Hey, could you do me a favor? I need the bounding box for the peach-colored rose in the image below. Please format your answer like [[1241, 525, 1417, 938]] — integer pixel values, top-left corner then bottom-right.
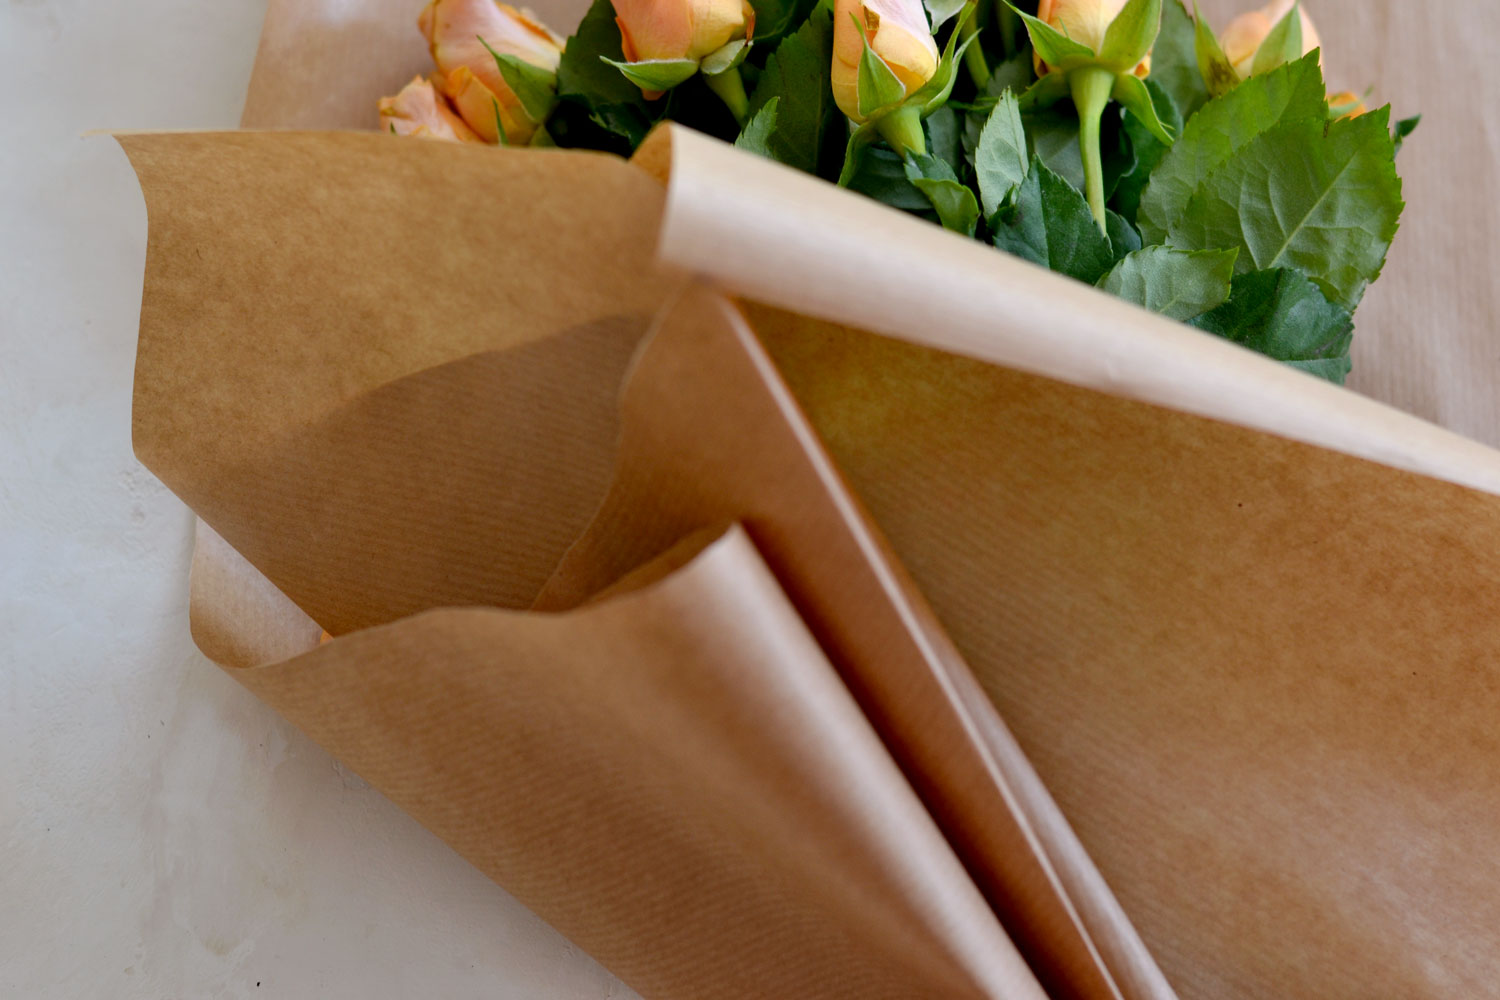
[[419, 0, 564, 144], [1034, 0, 1150, 78], [1220, 0, 1320, 79], [831, 0, 940, 123], [378, 76, 485, 142], [611, 0, 751, 63]]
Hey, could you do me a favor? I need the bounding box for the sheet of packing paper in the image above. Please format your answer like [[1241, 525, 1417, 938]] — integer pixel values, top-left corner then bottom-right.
[[114, 0, 1500, 995]]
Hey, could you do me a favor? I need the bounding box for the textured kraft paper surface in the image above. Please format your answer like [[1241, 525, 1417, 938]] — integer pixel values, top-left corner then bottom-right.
[[118, 1, 1500, 998]]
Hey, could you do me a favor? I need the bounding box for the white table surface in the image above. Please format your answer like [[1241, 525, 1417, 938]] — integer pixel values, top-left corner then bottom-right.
[[0, 2, 629, 996]]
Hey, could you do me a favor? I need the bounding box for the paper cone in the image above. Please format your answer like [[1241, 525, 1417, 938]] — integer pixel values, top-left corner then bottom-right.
[[114, 1, 1500, 998]]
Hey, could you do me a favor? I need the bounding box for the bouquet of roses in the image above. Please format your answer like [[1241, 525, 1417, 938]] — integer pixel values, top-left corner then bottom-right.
[[381, 0, 1416, 383], [111, 0, 1500, 997]]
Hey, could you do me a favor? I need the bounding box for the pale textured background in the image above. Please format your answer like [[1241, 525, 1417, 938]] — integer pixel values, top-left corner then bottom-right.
[[1, 0, 1493, 997], [0, 1, 627, 997]]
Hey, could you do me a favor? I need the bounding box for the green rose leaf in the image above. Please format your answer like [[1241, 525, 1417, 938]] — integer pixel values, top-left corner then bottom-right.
[[845, 144, 931, 209], [1098, 245, 1237, 319], [906, 152, 982, 236], [1106, 209, 1143, 261], [975, 90, 1028, 216], [1137, 51, 1325, 243], [750, 0, 818, 46], [1166, 108, 1403, 310], [926, 105, 965, 175], [1394, 113, 1420, 153], [1149, 0, 1208, 119], [1190, 267, 1355, 383], [1249, 1, 1303, 77], [735, 96, 780, 156], [557, 0, 653, 144], [746, 5, 836, 174], [1098, 0, 1161, 75], [991, 157, 1116, 283], [602, 56, 700, 92]]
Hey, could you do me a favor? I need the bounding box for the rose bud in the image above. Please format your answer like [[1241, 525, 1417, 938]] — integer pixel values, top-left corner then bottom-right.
[[378, 76, 485, 142], [1220, 0, 1319, 80], [1034, 0, 1150, 78], [611, 0, 750, 62], [419, 0, 564, 144], [831, 0, 941, 124]]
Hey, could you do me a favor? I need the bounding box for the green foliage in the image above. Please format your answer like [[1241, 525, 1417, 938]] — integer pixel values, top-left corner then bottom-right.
[[906, 153, 982, 236], [1098, 246, 1237, 319], [974, 91, 1028, 216], [744, 5, 836, 173], [1149, 0, 1208, 119], [1166, 108, 1403, 310], [1137, 52, 1325, 244], [735, 97, 780, 156], [1191, 268, 1355, 382], [857, 22, 909, 117], [556, 0, 653, 145], [483, 43, 559, 124], [991, 158, 1117, 283], [751, 0, 819, 46]]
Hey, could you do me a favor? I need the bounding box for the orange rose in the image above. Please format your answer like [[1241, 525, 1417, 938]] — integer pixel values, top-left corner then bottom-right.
[[378, 76, 485, 143], [418, 0, 563, 144], [831, 0, 940, 124], [1034, 0, 1150, 78]]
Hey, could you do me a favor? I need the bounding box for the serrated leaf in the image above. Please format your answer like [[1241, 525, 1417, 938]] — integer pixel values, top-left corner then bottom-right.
[[926, 105, 964, 174], [905, 153, 981, 235], [991, 157, 1116, 283], [1112, 72, 1172, 144], [482, 44, 559, 124], [962, 53, 1034, 160], [1137, 52, 1325, 243], [745, 5, 836, 173], [735, 96, 780, 156], [1192, 1, 1238, 98], [1249, 1, 1301, 77], [1149, 0, 1208, 119], [1167, 108, 1403, 310], [1098, 246, 1237, 319], [557, 0, 653, 143], [602, 56, 700, 91], [1394, 113, 1420, 154], [845, 144, 932, 209], [1106, 209, 1142, 260], [975, 90, 1028, 215], [1017, 69, 1071, 111], [750, 0, 818, 46], [1008, 3, 1096, 67], [1098, 0, 1161, 74], [1190, 267, 1354, 382]]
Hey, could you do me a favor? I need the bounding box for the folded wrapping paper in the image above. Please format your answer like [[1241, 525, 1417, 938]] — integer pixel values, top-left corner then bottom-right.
[[118, 1, 1500, 998]]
